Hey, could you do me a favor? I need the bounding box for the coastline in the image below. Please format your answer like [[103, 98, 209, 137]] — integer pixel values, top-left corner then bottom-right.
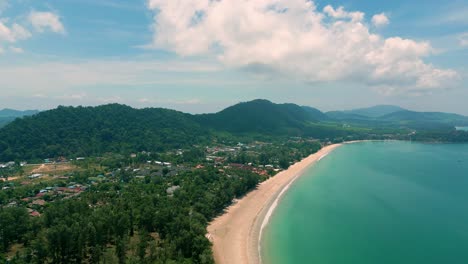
[[207, 143, 343, 264]]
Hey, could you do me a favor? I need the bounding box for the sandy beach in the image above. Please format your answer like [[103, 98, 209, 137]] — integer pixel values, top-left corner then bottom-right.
[[207, 143, 343, 264]]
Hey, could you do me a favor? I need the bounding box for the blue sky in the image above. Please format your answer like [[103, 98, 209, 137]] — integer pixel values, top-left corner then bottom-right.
[[0, 0, 467, 114]]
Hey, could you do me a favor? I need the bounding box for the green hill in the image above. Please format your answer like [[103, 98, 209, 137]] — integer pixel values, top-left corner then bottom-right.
[[196, 99, 318, 134], [326, 105, 405, 120], [0, 100, 467, 161], [346, 105, 405, 118], [301, 106, 331, 121], [381, 110, 468, 129], [327, 105, 468, 130], [0, 104, 208, 161]]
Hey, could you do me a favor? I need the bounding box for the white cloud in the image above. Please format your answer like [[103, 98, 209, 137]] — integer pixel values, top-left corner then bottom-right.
[[459, 33, 468, 47], [0, 22, 31, 42], [372, 13, 389, 27], [323, 5, 364, 22], [0, 59, 224, 95], [56, 92, 88, 100], [1, 10, 64, 55], [146, 0, 458, 94], [0, 21, 31, 54], [28, 11, 65, 34]]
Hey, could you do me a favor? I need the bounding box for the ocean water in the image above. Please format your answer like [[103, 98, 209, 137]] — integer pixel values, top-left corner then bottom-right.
[[262, 141, 468, 264], [456, 127, 468, 131]]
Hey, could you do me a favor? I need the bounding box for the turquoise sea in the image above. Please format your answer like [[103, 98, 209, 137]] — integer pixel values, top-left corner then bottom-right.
[[262, 141, 468, 264]]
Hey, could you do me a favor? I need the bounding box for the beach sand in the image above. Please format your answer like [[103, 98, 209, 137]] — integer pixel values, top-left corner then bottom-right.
[[207, 144, 342, 264]]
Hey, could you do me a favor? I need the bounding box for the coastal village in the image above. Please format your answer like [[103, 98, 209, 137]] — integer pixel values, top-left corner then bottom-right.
[[0, 138, 318, 220]]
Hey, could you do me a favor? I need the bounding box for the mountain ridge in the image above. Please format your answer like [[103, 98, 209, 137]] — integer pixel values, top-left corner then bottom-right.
[[1, 99, 467, 161]]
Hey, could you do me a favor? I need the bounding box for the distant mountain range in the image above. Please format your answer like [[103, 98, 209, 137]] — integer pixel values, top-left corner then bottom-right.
[[0, 109, 40, 118], [0, 100, 467, 161], [328, 105, 406, 118], [0, 109, 40, 128], [327, 105, 468, 130]]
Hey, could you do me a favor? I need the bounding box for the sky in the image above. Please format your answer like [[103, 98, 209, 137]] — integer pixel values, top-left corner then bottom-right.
[[0, 0, 467, 114]]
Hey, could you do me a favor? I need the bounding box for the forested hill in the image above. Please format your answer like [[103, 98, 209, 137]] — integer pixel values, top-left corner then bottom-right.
[[382, 110, 468, 125], [196, 99, 321, 134], [329, 105, 405, 118], [0, 100, 337, 161], [1, 100, 468, 162], [0, 104, 209, 161]]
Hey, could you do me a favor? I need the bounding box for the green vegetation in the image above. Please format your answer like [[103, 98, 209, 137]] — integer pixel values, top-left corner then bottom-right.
[[0, 139, 321, 263], [1, 100, 467, 162], [0, 109, 39, 128], [0, 99, 467, 263], [0, 167, 262, 263], [0, 105, 209, 161], [327, 105, 468, 131], [327, 105, 405, 118], [196, 99, 317, 134]]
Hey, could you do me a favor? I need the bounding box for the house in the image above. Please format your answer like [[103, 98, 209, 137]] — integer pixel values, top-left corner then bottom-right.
[[166, 185, 180, 195], [29, 173, 42, 179], [35, 192, 46, 198], [32, 199, 46, 206], [7, 201, 17, 207], [56, 187, 68, 193], [30, 211, 41, 217]]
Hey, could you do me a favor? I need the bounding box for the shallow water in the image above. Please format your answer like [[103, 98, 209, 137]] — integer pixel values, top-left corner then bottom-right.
[[262, 141, 468, 264]]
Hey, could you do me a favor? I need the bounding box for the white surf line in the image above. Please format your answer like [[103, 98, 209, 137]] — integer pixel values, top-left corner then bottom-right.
[[257, 172, 299, 264], [257, 149, 332, 264], [318, 153, 329, 161]]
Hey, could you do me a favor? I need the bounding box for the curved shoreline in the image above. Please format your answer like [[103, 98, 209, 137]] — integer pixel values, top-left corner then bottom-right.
[[207, 143, 343, 264]]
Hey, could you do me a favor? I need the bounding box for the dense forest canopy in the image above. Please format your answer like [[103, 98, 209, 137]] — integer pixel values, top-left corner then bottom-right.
[[0, 99, 467, 263], [0, 100, 467, 162]]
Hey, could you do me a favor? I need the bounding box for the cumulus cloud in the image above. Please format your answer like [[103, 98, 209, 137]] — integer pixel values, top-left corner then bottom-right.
[[0, 21, 31, 55], [146, 0, 458, 94], [372, 13, 389, 27], [0, 22, 31, 42], [29, 11, 65, 34], [1, 10, 64, 55]]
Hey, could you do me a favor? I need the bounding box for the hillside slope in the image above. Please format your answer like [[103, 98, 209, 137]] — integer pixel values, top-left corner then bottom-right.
[[0, 104, 208, 161], [196, 99, 319, 134]]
